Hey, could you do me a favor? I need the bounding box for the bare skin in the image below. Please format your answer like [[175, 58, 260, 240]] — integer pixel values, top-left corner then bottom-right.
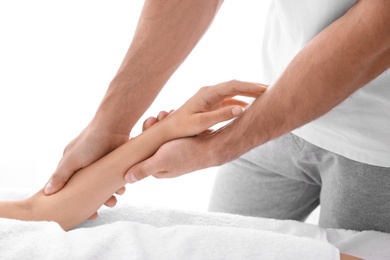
[[0, 82, 264, 231], [45, 0, 389, 189], [340, 254, 363, 260], [1, 83, 361, 258], [124, 0, 390, 182], [136, 107, 363, 260], [35, 0, 386, 257], [45, 0, 224, 195], [44, 0, 225, 216]]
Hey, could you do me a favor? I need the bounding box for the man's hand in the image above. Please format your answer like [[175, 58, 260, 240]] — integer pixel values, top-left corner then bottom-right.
[[125, 112, 212, 182], [45, 126, 129, 199], [41, 0, 225, 197], [124, 80, 268, 183], [126, 136, 211, 182]]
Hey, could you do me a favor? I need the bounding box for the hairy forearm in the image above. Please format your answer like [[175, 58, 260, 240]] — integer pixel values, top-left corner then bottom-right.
[[208, 0, 390, 164], [93, 0, 223, 134]]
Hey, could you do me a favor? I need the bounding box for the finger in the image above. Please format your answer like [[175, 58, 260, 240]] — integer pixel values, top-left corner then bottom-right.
[[142, 117, 158, 131], [125, 157, 158, 184], [157, 110, 169, 121], [115, 186, 126, 195], [217, 81, 268, 97], [195, 105, 243, 129], [200, 81, 267, 107], [221, 98, 249, 108], [104, 196, 117, 208], [44, 160, 76, 195], [88, 212, 98, 220], [142, 110, 173, 131], [197, 129, 215, 136]]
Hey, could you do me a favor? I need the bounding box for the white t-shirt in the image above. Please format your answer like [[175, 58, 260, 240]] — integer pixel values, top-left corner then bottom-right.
[[260, 0, 390, 167]]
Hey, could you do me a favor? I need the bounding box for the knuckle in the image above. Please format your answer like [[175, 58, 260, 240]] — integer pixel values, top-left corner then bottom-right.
[[198, 86, 211, 93], [154, 156, 166, 167], [219, 110, 229, 121], [221, 79, 238, 87], [137, 167, 149, 180], [192, 115, 207, 130], [153, 170, 169, 179], [153, 173, 163, 179]]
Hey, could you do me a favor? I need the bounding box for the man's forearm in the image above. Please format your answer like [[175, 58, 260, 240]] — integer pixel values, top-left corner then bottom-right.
[[208, 0, 390, 164], [92, 0, 223, 134]]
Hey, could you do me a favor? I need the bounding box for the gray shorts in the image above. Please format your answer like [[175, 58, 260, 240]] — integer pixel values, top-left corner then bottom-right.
[[209, 133, 390, 232]]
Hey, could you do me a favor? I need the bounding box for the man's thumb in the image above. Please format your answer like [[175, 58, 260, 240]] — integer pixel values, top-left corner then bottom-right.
[[44, 175, 65, 195], [44, 164, 74, 195], [125, 161, 153, 184]]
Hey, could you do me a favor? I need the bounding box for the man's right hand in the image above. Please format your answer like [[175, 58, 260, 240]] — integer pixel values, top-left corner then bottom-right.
[[44, 126, 129, 196]]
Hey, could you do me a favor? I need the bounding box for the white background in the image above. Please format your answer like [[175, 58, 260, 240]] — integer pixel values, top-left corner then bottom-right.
[[0, 0, 319, 223]]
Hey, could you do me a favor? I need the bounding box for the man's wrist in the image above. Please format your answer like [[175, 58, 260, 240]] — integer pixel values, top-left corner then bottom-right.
[[204, 108, 270, 168], [203, 129, 241, 168], [90, 79, 142, 136], [89, 111, 132, 136]]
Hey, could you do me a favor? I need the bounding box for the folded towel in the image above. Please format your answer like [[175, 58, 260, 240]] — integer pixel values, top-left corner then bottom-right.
[[0, 188, 387, 259], [327, 228, 390, 260]]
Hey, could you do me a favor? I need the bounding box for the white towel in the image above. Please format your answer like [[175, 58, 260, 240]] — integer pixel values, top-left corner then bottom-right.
[[0, 188, 387, 260]]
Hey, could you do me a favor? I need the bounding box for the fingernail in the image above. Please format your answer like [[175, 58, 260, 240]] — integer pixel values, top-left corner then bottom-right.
[[125, 173, 138, 184], [232, 106, 243, 116], [45, 183, 53, 194]]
